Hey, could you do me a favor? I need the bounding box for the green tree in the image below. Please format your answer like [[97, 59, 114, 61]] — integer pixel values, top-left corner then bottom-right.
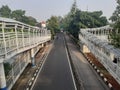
[[11, 10, 37, 25], [62, 0, 80, 39], [62, 2, 108, 39], [11, 10, 25, 22], [47, 16, 60, 39], [88, 11, 108, 27], [0, 5, 11, 18], [22, 16, 37, 26], [109, 0, 120, 48], [0, 5, 37, 26], [56, 16, 63, 30]]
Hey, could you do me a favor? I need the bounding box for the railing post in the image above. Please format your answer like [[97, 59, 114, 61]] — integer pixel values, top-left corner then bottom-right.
[[15, 24, 19, 51], [39, 29, 40, 41], [33, 29, 35, 45], [2, 22, 7, 57], [21, 26, 25, 47], [28, 27, 31, 45], [8, 32, 11, 50], [35, 29, 37, 44]]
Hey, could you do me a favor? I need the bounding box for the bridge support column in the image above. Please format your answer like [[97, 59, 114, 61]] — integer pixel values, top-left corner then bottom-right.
[[41, 43, 44, 47], [0, 63, 7, 90], [31, 49, 35, 67], [82, 45, 90, 53], [31, 57, 35, 67]]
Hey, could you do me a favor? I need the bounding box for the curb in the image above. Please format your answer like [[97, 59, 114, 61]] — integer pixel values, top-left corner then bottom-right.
[[69, 35, 114, 90], [64, 34, 82, 90], [86, 56, 114, 90], [25, 54, 47, 90]]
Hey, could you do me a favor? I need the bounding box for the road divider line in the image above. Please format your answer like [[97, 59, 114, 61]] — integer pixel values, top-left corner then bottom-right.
[[63, 35, 77, 90]]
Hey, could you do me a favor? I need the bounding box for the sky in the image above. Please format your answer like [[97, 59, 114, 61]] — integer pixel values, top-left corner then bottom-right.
[[0, 0, 117, 22]]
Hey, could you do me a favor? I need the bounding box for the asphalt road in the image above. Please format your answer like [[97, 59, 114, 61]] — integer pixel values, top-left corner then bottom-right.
[[33, 33, 76, 90], [65, 34, 110, 90]]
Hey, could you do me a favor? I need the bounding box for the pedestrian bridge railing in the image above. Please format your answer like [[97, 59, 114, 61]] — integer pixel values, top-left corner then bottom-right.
[[79, 25, 120, 84], [0, 17, 51, 90], [0, 17, 51, 63], [81, 25, 112, 42]]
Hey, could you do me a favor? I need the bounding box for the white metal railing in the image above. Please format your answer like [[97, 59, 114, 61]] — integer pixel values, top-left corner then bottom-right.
[[81, 25, 112, 42], [79, 26, 120, 84], [0, 17, 51, 90], [0, 17, 51, 63]]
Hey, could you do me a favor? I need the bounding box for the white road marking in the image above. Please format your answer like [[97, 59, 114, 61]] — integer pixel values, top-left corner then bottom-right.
[[63, 36, 77, 90], [30, 43, 53, 90]]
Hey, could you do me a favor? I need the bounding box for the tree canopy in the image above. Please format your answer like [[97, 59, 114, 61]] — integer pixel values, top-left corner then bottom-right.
[[61, 1, 108, 39], [46, 1, 108, 39], [109, 0, 120, 48], [0, 5, 37, 26], [46, 16, 60, 39], [0, 5, 11, 18], [11, 10, 25, 21]]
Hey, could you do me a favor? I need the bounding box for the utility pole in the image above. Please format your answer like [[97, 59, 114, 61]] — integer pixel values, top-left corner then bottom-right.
[[72, 0, 77, 15], [87, 5, 88, 12], [74, 0, 77, 12]]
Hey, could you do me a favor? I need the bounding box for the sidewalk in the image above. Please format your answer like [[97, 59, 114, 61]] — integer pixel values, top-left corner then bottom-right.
[[11, 42, 53, 90]]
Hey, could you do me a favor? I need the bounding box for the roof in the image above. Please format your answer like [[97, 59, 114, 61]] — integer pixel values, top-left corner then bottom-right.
[[0, 17, 18, 23], [81, 25, 112, 32], [0, 17, 39, 29]]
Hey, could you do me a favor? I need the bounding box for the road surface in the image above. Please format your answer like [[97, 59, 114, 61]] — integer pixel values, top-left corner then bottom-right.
[[33, 33, 76, 90], [65, 34, 110, 90]]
